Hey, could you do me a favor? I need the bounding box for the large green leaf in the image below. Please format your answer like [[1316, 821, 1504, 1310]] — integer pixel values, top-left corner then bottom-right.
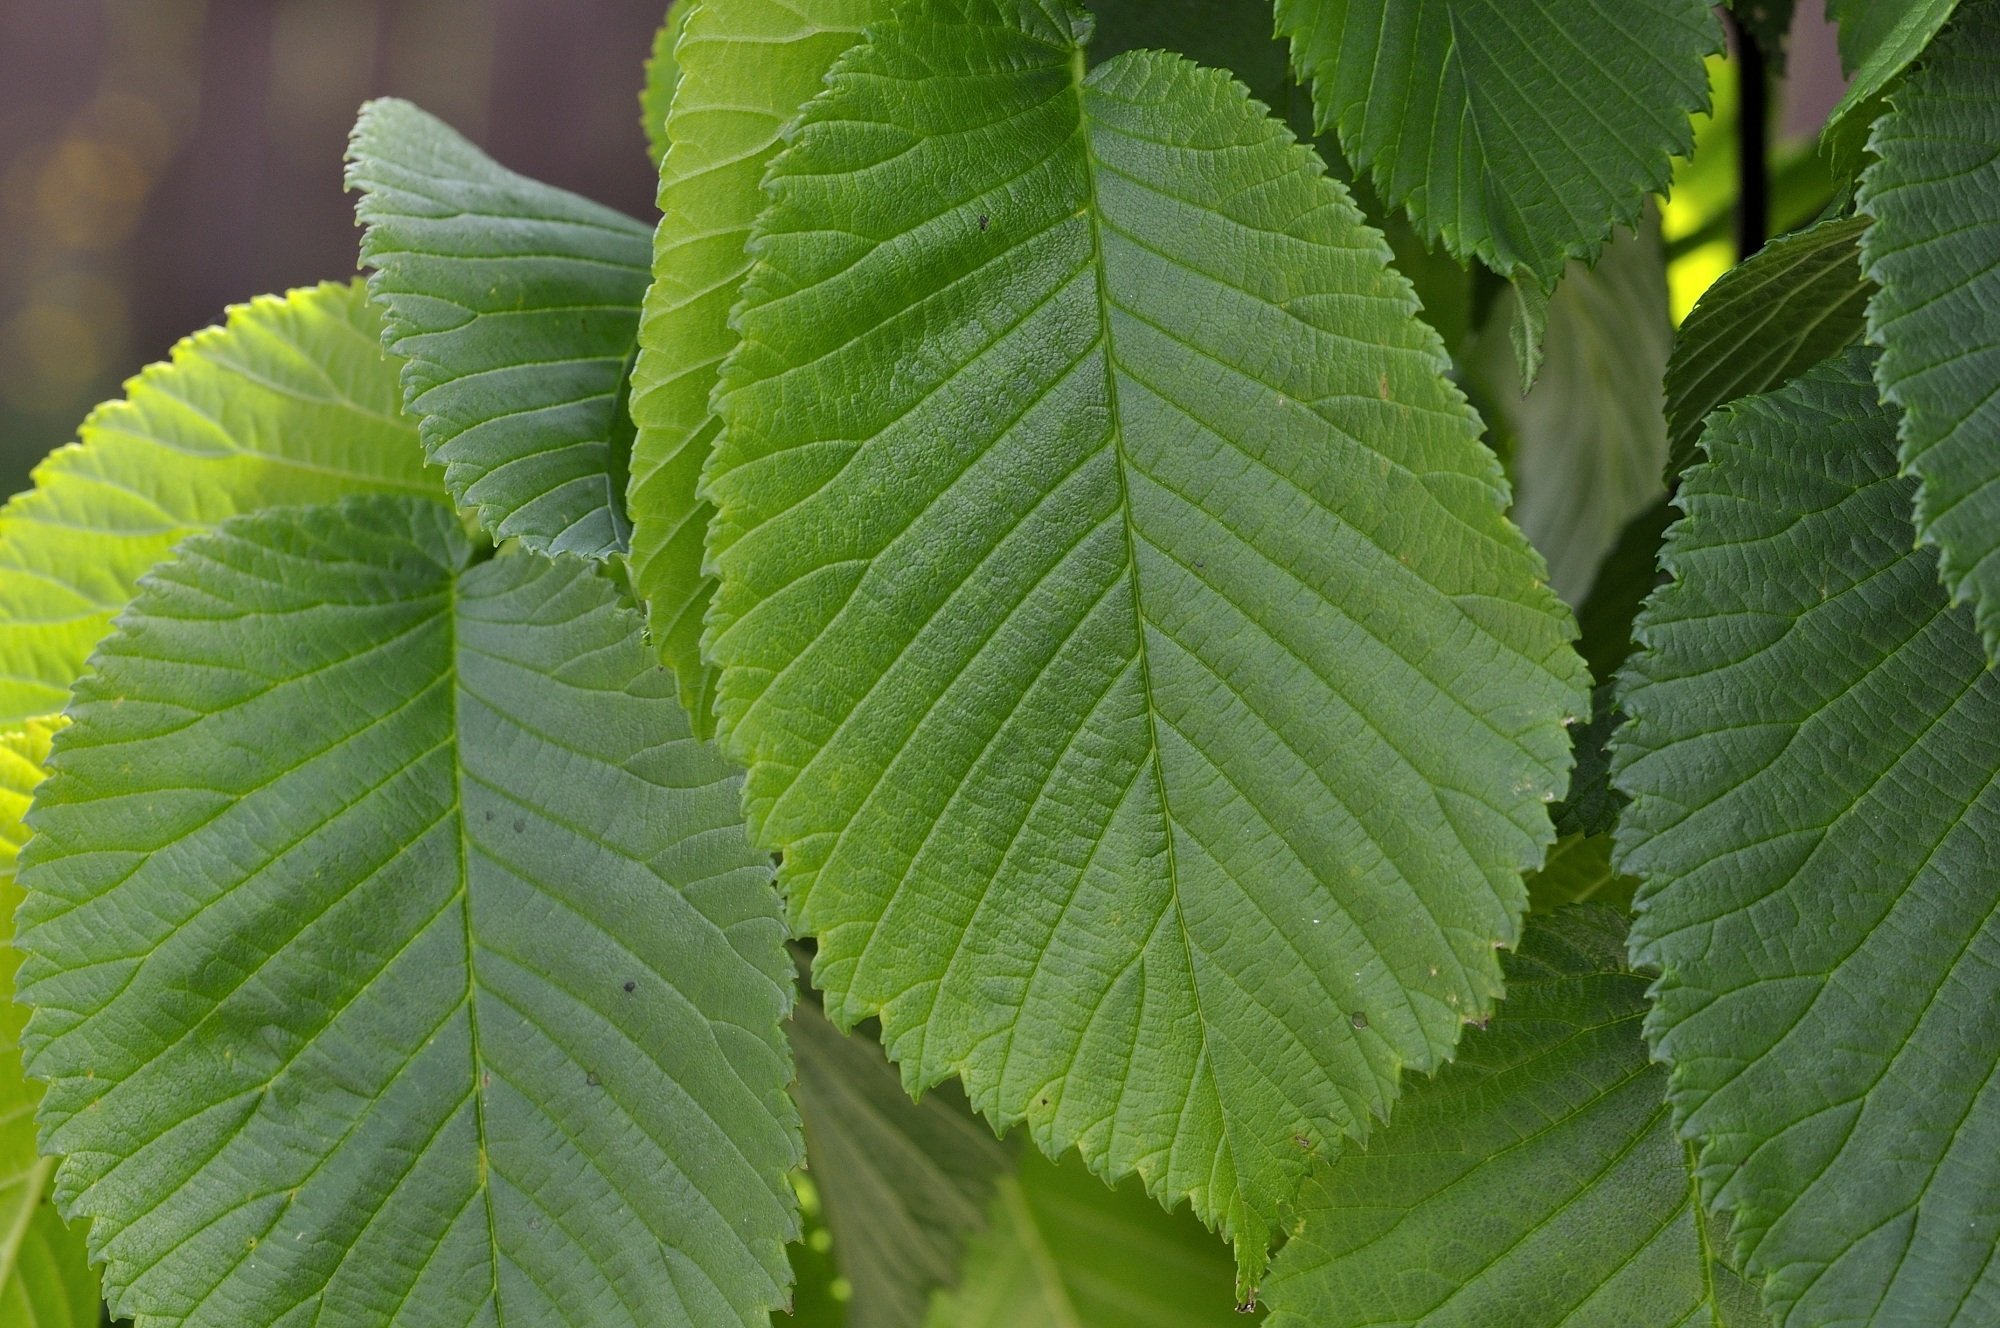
[[1469, 220, 1672, 605], [2, 719, 98, 1328], [625, 0, 878, 734], [1273, 0, 1718, 289], [705, 0, 1586, 1281], [1263, 907, 1760, 1327], [1615, 349, 2000, 1325], [0, 281, 430, 727], [348, 99, 654, 559], [792, 995, 1011, 1328], [1662, 213, 1872, 478], [1822, 0, 1960, 174], [925, 1153, 1249, 1327], [15, 496, 800, 1327], [1858, 0, 2000, 660]]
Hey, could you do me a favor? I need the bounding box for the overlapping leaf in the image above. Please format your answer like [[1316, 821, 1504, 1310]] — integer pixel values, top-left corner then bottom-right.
[[1470, 220, 1672, 604], [1615, 349, 2000, 1325], [705, 0, 1586, 1280], [1822, 0, 1960, 173], [1663, 213, 1873, 477], [2, 719, 98, 1328], [792, 996, 1011, 1328], [1264, 907, 1760, 1327], [641, 2, 694, 168], [0, 282, 430, 726], [625, 0, 878, 733], [1858, 0, 2000, 659], [348, 99, 654, 558], [15, 496, 799, 1327], [1273, 0, 1718, 289], [926, 1153, 1247, 1327]]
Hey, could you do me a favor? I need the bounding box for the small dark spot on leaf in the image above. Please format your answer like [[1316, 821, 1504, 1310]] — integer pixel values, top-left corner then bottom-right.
[[1293, 1134, 1311, 1151], [1349, 1010, 1369, 1030], [483, 810, 493, 822], [1040, 1097, 1049, 1106], [513, 818, 526, 833], [978, 214, 990, 231], [586, 1070, 601, 1087], [1235, 1291, 1259, 1313], [623, 981, 637, 994]]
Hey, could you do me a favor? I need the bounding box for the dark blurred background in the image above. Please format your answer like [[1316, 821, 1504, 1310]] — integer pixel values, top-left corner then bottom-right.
[[0, 0, 671, 493], [0, 0, 1847, 498]]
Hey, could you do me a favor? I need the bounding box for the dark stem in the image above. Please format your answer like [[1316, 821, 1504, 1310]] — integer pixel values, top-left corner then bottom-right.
[[1729, 10, 1770, 259]]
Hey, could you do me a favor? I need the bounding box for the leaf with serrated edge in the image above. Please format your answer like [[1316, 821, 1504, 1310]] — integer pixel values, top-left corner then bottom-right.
[[640, 2, 693, 169], [1615, 348, 2000, 1325], [925, 1152, 1248, 1327], [1663, 213, 1872, 478], [1822, 0, 1960, 174], [0, 281, 431, 727], [16, 496, 799, 1327], [626, 0, 879, 736], [792, 994, 1011, 1328], [1264, 907, 1761, 1327], [2, 719, 98, 1328], [704, 0, 1586, 1284], [348, 98, 654, 559], [1858, 0, 2000, 661], [1274, 0, 1718, 289]]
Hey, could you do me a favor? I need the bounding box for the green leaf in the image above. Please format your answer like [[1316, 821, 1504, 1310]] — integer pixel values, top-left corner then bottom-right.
[[793, 996, 1011, 1328], [2, 719, 99, 1328], [1524, 835, 1636, 914], [705, 0, 1587, 1282], [1615, 349, 2000, 1325], [348, 99, 655, 559], [1857, 0, 2000, 661], [626, 0, 878, 736], [1263, 906, 1761, 1327], [1663, 213, 1872, 478], [15, 496, 800, 1327], [1822, 0, 1960, 175], [1086, 0, 1304, 129], [642, 2, 694, 168], [0, 281, 431, 728], [1273, 0, 1718, 289], [1574, 498, 1671, 685], [1469, 220, 1673, 604], [925, 1153, 1250, 1327]]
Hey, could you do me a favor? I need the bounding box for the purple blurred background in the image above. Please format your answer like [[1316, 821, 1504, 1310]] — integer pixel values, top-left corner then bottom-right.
[[0, 0, 1848, 496]]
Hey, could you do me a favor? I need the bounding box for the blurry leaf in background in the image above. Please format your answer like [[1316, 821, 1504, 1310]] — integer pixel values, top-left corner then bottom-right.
[[1731, 0, 1799, 70], [927, 1153, 1252, 1327], [348, 97, 653, 559], [1664, 213, 1872, 477], [1574, 499, 1674, 686], [0, 280, 431, 728], [1, 717, 99, 1328], [641, 2, 694, 168], [1469, 219, 1673, 606], [1857, 0, 2000, 660], [1264, 906, 1763, 1327], [792, 996, 1011, 1328]]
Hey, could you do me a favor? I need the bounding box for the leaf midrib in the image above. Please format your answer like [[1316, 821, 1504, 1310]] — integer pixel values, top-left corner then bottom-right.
[[1069, 44, 1239, 1217]]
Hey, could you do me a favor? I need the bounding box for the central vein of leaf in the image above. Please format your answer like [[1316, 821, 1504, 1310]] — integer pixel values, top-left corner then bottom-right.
[[443, 569, 505, 1326], [1068, 46, 1236, 1218]]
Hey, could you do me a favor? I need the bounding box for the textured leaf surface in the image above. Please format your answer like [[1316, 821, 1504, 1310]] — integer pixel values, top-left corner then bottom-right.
[[1858, 0, 2000, 660], [0, 282, 430, 727], [1273, 0, 1717, 288], [1615, 349, 2000, 1325], [349, 99, 654, 558], [1524, 835, 1635, 914], [1822, 0, 1960, 171], [1470, 221, 1672, 604], [706, 0, 1586, 1278], [925, 1153, 1248, 1328], [1663, 214, 1872, 478], [1264, 907, 1760, 1327], [626, 0, 877, 734], [2, 719, 98, 1328], [793, 997, 1010, 1328], [16, 497, 799, 1327]]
